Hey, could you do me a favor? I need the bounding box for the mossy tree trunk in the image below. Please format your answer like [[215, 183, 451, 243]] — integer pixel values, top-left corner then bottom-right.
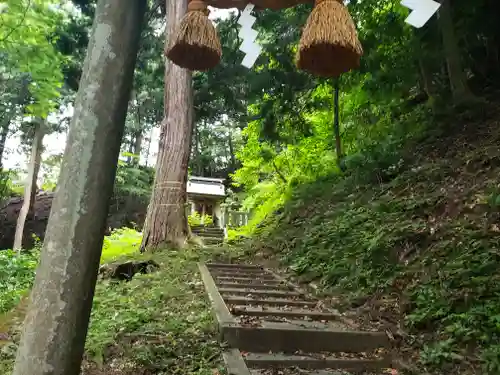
[[140, 0, 194, 251], [11, 1, 145, 374]]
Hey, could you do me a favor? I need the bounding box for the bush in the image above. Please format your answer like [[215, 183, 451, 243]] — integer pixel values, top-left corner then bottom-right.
[[0, 250, 39, 314], [188, 211, 213, 226], [101, 227, 142, 263]]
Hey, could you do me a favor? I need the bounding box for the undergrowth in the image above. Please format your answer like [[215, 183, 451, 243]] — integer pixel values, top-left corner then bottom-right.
[[0, 229, 234, 374], [244, 110, 500, 374]]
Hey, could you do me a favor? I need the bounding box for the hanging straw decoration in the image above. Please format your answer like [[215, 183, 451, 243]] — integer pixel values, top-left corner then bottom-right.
[[165, 0, 222, 71], [296, 0, 363, 77]]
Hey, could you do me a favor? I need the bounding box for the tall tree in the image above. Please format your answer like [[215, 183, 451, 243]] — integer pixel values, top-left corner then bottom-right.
[[438, 0, 472, 101], [140, 0, 194, 250], [13, 119, 45, 250], [12, 0, 145, 373]]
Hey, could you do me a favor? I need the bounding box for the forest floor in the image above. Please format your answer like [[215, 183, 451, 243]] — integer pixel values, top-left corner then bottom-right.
[[240, 105, 500, 375], [0, 246, 244, 375]]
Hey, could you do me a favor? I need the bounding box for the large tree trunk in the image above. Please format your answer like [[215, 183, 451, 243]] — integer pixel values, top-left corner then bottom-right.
[[438, 0, 472, 102], [12, 1, 145, 374], [13, 119, 45, 250], [140, 0, 194, 251]]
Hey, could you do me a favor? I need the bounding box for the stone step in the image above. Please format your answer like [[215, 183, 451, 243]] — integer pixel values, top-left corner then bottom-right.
[[229, 305, 340, 321], [208, 266, 266, 274], [245, 352, 391, 371], [212, 271, 271, 279], [192, 229, 223, 234], [193, 231, 224, 238], [200, 262, 392, 367], [222, 321, 390, 353], [214, 273, 277, 280], [224, 296, 318, 308], [217, 282, 293, 291], [208, 263, 263, 270], [216, 276, 283, 284], [219, 287, 303, 299], [224, 349, 391, 375], [201, 237, 224, 245]]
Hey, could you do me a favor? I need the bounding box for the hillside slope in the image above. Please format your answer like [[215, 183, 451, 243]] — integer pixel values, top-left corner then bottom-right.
[[245, 107, 500, 375]]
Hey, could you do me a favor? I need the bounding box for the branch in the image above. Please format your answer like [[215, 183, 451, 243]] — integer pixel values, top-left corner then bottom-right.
[[272, 161, 287, 184], [0, 0, 32, 44]]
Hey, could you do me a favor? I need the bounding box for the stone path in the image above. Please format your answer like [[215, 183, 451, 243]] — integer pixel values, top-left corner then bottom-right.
[[199, 262, 394, 374]]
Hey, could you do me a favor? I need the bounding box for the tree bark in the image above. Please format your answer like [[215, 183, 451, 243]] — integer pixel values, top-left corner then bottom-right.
[[13, 119, 45, 251], [438, 0, 472, 102], [0, 114, 10, 168], [12, 1, 145, 374], [332, 78, 343, 169], [133, 129, 143, 165], [140, 0, 194, 251], [228, 127, 236, 173]]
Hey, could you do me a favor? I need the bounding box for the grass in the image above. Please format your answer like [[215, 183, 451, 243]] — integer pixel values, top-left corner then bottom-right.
[[0, 229, 238, 374]]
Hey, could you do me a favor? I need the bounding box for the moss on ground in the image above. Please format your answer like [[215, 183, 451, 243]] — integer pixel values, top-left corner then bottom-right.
[[244, 111, 500, 375]]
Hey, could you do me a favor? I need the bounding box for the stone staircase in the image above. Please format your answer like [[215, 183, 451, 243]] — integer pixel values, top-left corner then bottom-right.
[[191, 225, 225, 245], [199, 263, 395, 374]]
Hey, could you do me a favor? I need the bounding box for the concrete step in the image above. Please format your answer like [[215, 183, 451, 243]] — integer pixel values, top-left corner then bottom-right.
[[224, 349, 391, 375]]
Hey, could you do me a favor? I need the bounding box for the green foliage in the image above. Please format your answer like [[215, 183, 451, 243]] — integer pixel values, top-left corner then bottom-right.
[[0, 0, 66, 118], [0, 169, 13, 201], [85, 248, 226, 374], [114, 162, 154, 200], [246, 116, 500, 373], [101, 227, 142, 264], [0, 250, 38, 314], [188, 211, 214, 227], [0, 239, 235, 374]]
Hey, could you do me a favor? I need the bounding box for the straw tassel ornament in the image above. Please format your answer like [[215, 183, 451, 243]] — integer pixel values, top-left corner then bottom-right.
[[166, 0, 222, 71], [297, 0, 363, 77]]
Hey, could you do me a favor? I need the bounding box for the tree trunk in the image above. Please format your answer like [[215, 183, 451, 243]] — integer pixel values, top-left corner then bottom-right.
[[272, 160, 287, 184], [418, 57, 434, 99], [133, 129, 143, 165], [144, 124, 154, 167], [438, 0, 472, 102], [332, 78, 343, 169], [228, 127, 236, 173], [0, 115, 10, 168], [12, 1, 145, 374], [13, 120, 45, 251], [140, 0, 194, 251]]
